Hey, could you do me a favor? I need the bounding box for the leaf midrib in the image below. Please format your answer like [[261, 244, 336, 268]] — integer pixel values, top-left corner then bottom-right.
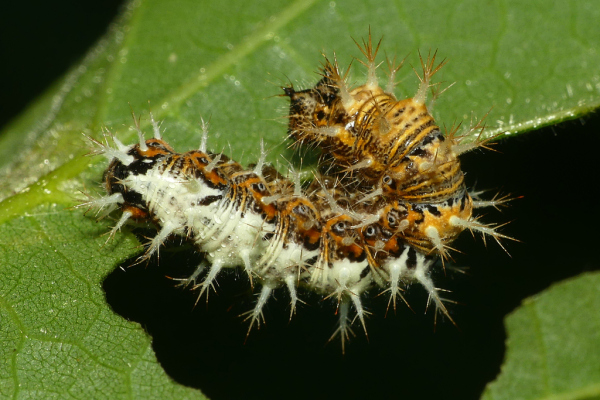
[[0, 0, 319, 225]]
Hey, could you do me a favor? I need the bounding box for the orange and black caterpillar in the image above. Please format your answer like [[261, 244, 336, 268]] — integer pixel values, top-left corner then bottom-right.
[[284, 34, 509, 261], [82, 35, 511, 351]]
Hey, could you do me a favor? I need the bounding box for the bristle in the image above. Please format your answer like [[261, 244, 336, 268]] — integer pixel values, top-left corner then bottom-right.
[[385, 54, 405, 94], [449, 216, 514, 252], [290, 167, 302, 197], [111, 135, 131, 153], [328, 300, 354, 354], [239, 249, 254, 286], [412, 255, 456, 326], [243, 283, 274, 339], [350, 293, 369, 338], [354, 29, 383, 89], [130, 109, 148, 151], [437, 84, 457, 114], [329, 54, 353, 109], [76, 192, 123, 218], [413, 50, 447, 105], [471, 192, 513, 210], [85, 132, 135, 165], [170, 261, 207, 288], [143, 221, 179, 260], [204, 153, 222, 172], [193, 259, 224, 303], [284, 274, 299, 320], [149, 111, 162, 140], [355, 188, 382, 205], [253, 139, 267, 176], [199, 117, 209, 152], [383, 248, 411, 313], [425, 226, 450, 259], [344, 158, 373, 172], [449, 112, 496, 156], [106, 210, 132, 243], [350, 214, 380, 229]]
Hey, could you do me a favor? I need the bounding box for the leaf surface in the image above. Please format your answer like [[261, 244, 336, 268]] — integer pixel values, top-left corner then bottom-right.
[[0, 0, 599, 398], [482, 272, 600, 400]]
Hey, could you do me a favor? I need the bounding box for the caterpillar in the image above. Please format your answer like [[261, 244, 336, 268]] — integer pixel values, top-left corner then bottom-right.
[[284, 35, 508, 261], [81, 35, 511, 351]]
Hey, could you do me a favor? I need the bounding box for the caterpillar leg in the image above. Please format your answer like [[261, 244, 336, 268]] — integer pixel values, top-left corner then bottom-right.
[[106, 210, 133, 244], [328, 299, 353, 354], [283, 273, 299, 320], [382, 248, 411, 313], [383, 247, 454, 325], [326, 289, 370, 354], [349, 291, 368, 338], [76, 192, 123, 218], [142, 221, 180, 260], [84, 130, 134, 165], [170, 260, 208, 288], [471, 191, 513, 210], [193, 259, 224, 303], [239, 248, 254, 286], [412, 253, 456, 327], [449, 215, 514, 254], [425, 226, 454, 261], [243, 283, 274, 340]]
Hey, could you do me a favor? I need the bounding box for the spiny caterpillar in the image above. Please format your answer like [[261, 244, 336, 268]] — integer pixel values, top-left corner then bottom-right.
[[81, 35, 511, 351]]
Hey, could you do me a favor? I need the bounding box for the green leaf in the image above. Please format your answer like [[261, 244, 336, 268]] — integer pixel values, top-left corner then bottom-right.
[[0, 0, 599, 398], [482, 271, 600, 400], [0, 205, 204, 399]]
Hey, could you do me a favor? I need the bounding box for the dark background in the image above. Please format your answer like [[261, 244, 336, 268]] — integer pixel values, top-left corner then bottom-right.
[[0, 0, 124, 130], [2, 2, 599, 400]]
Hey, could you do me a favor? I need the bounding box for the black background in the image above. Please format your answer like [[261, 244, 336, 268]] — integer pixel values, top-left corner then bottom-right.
[[2, 2, 599, 400], [0, 0, 124, 130]]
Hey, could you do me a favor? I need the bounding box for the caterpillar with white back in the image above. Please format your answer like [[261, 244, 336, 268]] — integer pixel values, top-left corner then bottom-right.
[[81, 35, 511, 351]]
